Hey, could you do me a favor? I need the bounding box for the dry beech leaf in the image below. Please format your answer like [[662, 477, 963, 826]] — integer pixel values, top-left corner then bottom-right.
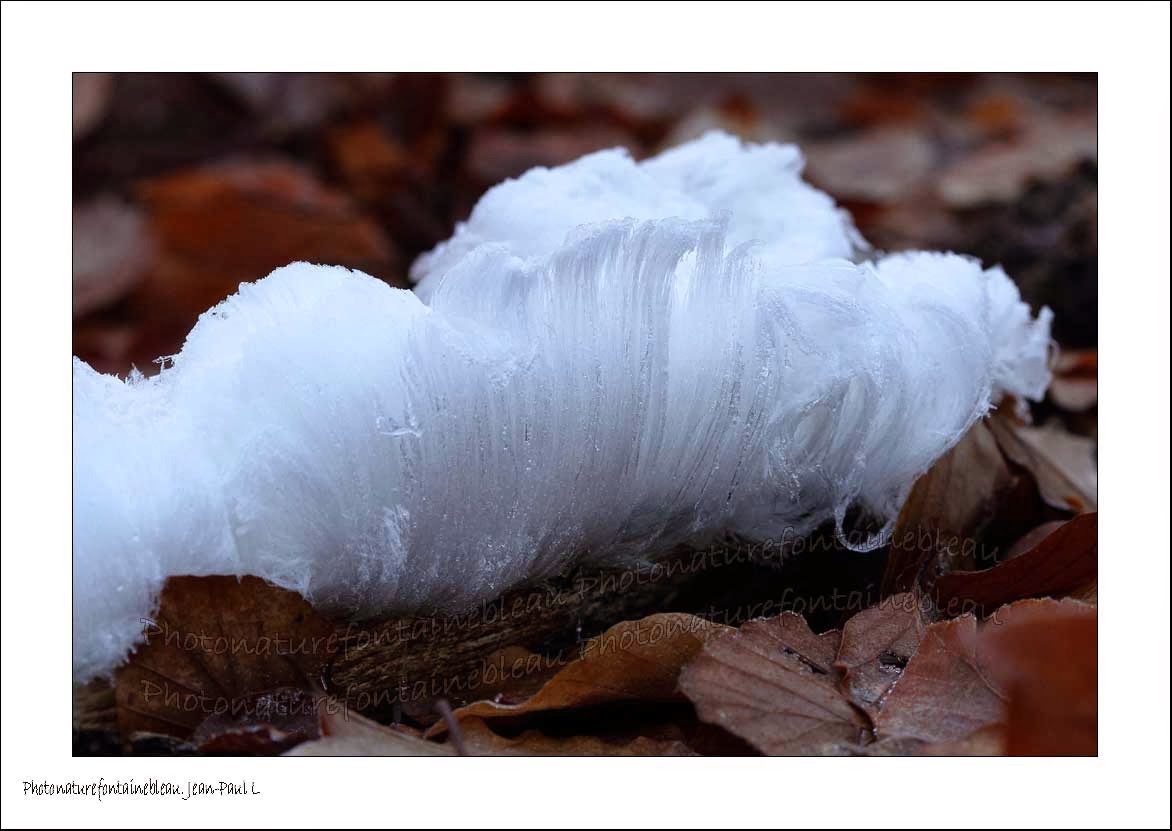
[[288, 711, 693, 757], [990, 416, 1097, 513], [288, 709, 454, 756], [875, 598, 1095, 754], [457, 718, 696, 757], [427, 613, 727, 737], [874, 615, 1005, 744], [981, 599, 1096, 755], [116, 576, 337, 741], [883, 419, 1014, 596], [834, 593, 928, 716], [679, 613, 869, 756], [934, 513, 1097, 616]]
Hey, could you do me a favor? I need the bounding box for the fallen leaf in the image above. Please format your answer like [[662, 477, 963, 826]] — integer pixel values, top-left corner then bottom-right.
[[834, 593, 927, 716], [427, 613, 727, 736], [990, 416, 1097, 513], [77, 160, 400, 376], [288, 709, 693, 756], [937, 112, 1096, 207], [191, 687, 322, 755], [680, 613, 869, 755], [875, 599, 1095, 754], [883, 419, 1014, 595], [875, 615, 1005, 744], [72, 196, 155, 317], [934, 513, 1097, 616], [115, 576, 337, 741], [457, 717, 696, 756], [288, 709, 454, 756], [806, 127, 936, 204], [982, 599, 1097, 755]]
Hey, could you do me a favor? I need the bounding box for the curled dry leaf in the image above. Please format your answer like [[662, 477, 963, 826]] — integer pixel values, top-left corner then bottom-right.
[[989, 415, 1097, 513], [115, 576, 337, 741], [934, 513, 1097, 616], [834, 593, 928, 716], [679, 613, 869, 756], [427, 613, 727, 737], [882, 419, 1014, 596]]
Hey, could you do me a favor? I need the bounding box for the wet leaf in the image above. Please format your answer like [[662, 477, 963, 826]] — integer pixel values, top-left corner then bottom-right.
[[679, 613, 868, 755]]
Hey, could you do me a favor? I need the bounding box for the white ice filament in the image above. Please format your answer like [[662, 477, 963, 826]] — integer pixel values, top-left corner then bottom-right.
[[72, 132, 1051, 680]]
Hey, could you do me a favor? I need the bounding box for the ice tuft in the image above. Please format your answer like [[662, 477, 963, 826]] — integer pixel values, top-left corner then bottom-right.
[[72, 132, 1051, 681]]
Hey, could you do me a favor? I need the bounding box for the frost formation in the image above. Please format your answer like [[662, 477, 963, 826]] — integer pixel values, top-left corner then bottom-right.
[[72, 132, 1052, 681]]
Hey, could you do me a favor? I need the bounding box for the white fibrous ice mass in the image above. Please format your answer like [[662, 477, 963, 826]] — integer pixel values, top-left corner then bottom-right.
[[72, 132, 1052, 681]]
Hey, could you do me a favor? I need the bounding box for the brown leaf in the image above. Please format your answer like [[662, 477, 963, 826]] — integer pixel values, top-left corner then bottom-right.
[[288, 710, 693, 756], [982, 599, 1097, 755], [76, 160, 400, 376], [934, 513, 1097, 616], [937, 111, 1096, 207], [875, 615, 1006, 744], [457, 718, 696, 757], [883, 419, 1014, 596], [288, 709, 455, 756], [990, 416, 1097, 513], [834, 593, 928, 716], [427, 613, 727, 737], [806, 127, 936, 204], [875, 599, 1096, 755], [115, 576, 337, 741], [679, 614, 869, 755], [72, 196, 156, 318]]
